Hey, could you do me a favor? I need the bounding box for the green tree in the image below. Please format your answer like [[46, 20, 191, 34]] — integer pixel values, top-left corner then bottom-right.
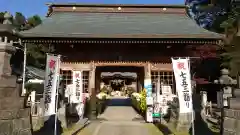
[[0, 12, 5, 23], [1, 11, 47, 70], [26, 44, 48, 69], [219, 6, 240, 75], [14, 12, 26, 30], [23, 15, 46, 69], [27, 15, 42, 27]]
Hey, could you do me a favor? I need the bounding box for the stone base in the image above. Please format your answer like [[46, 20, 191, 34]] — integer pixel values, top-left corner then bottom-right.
[[0, 117, 32, 135], [34, 115, 63, 135], [223, 109, 240, 135], [223, 130, 236, 135], [58, 105, 67, 128], [0, 78, 32, 135], [175, 113, 192, 132], [32, 117, 44, 131], [0, 104, 31, 135], [224, 109, 240, 135]]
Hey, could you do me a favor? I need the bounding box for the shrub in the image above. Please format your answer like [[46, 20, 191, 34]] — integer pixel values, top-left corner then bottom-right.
[[100, 86, 110, 94], [96, 92, 107, 100], [130, 89, 147, 114], [139, 88, 147, 113], [131, 92, 141, 111]]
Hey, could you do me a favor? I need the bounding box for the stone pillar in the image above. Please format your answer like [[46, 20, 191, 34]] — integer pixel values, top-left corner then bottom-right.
[[200, 91, 209, 117], [144, 62, 153, 122], [88, 62, 97, 120], [0, 36, 32, 134], [200, 91, 207, 108]]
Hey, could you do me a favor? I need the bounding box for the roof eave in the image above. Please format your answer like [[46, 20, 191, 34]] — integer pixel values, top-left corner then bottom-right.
[[19, 35, 222, 45], [19, 33, 223, 39], [46, 3, 186, 8]]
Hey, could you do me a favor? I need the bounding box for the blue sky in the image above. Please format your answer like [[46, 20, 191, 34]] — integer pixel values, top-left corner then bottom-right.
[[0, 0, 184, 17]]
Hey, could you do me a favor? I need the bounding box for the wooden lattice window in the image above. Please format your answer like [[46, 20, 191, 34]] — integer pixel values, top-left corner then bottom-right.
[[60, 70, 89, 93], [60, 70, 73, 89], [151, 71, 175, 94]]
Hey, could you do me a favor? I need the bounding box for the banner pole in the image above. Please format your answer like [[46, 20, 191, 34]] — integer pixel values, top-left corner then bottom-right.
[[54, 77, 59, 135], [54, 55, 61, 135], [21, 43, 27, 96], [188, 57, 195, 135]]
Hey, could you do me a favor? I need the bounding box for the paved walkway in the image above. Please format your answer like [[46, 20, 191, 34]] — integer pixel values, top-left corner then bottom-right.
[[77, 96, 162, 135]]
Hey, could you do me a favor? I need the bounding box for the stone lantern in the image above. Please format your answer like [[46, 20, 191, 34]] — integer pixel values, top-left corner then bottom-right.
[[214, 69, 237, 106], [214, 68, 237, 86], [0, 12, 32, 135], [214, 68, 238, 135]]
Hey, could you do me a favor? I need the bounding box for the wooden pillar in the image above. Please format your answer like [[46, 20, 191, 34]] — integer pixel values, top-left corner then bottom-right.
[[144, 62, 153, 122], [136, 74, 140, 92], [95, 69, 101, 94], [88, 61, 97, 119]]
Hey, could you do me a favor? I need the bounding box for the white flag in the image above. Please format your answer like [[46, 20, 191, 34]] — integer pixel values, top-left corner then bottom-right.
[[43, 54, 61, 116], [171, 58, 193, 113], [72, 71, 83, 103]]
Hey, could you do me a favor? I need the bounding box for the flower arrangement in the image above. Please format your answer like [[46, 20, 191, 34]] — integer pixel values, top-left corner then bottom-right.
[[96, 92, 108, 100]]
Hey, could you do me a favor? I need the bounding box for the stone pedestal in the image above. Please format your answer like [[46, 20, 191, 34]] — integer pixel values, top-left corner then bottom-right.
[[0, 38, 32, 134], [223, 109, 240, 135], [175, 113, 192, 131], [224, 88, 240, 135], [168, 102, 192, 132], [58, 104, 67, 128], [168, 91, 195, 132]]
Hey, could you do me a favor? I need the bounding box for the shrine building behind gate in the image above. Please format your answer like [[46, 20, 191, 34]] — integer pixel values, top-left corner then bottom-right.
[[19, 3, 222, 96]]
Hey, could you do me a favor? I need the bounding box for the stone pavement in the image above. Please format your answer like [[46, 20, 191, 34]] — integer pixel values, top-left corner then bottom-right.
[[77, 96, 162, 135]]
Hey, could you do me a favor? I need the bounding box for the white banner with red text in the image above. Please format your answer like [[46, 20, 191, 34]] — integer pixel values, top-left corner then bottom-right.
[[43, 54, 61, 116], [72, 71, 83, 103], [171, 57, 193, 113]]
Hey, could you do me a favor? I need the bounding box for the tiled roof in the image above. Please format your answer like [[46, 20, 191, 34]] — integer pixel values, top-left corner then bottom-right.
[[26, 66, 45, 79], [20, 5, 221, 39]]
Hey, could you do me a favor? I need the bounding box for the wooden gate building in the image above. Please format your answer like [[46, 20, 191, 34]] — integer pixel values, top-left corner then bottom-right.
[[19, 3, 222, 96]]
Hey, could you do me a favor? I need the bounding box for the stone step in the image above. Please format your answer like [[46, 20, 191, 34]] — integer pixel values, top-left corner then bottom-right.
[[0, 108, 30, 120], [224, 109, 240, 119], [233, 88, 240, 97], [228, 98, 240, 110], [0, 76, 17, 88], [0, 87, 18, 98], [0, 97, 25, 110]]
